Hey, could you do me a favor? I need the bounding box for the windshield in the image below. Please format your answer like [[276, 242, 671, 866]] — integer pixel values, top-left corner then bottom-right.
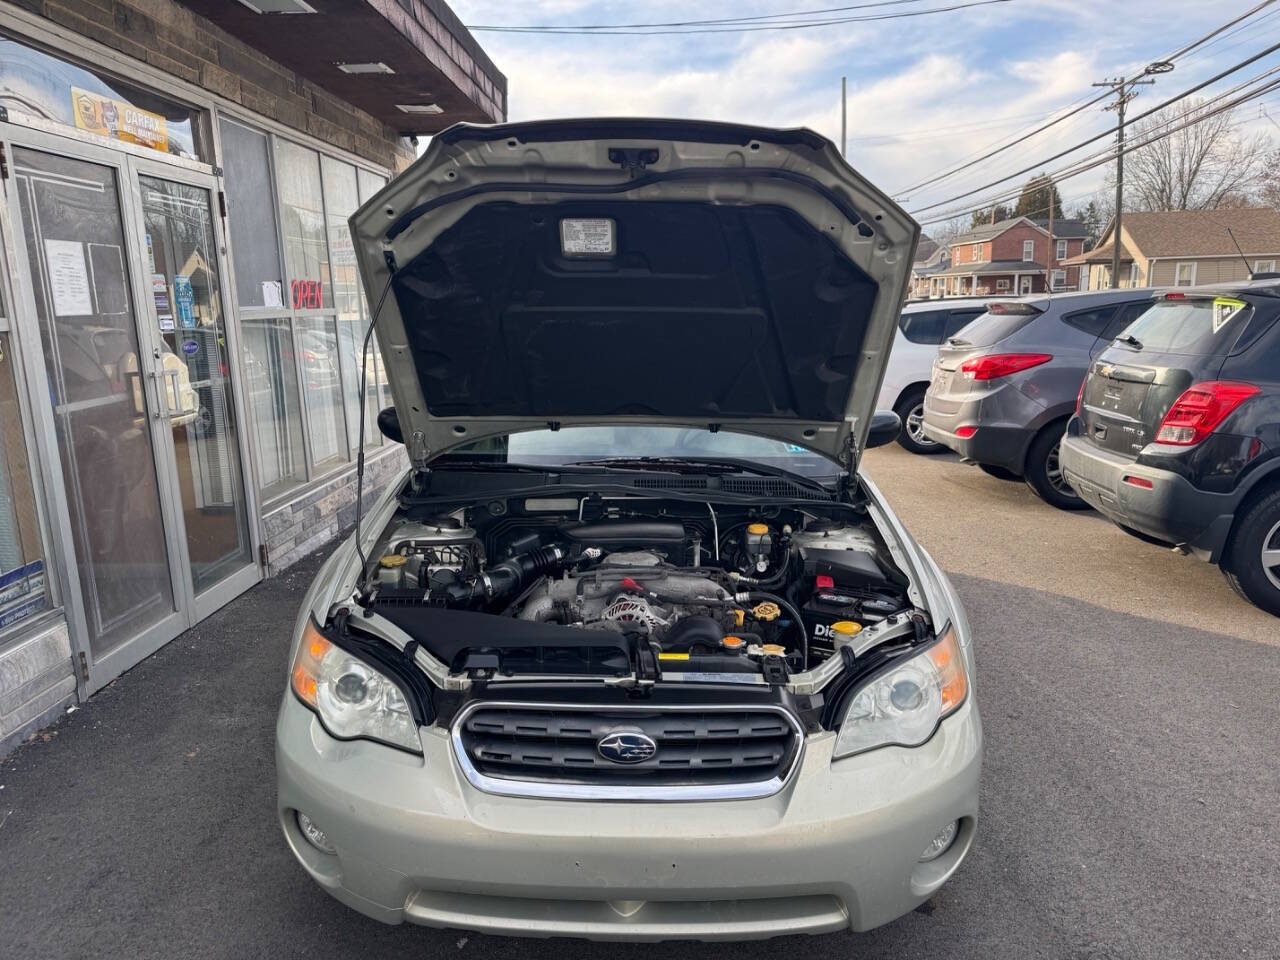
[[1120, 297, 1251, 356], [441, 427, 842, 479]]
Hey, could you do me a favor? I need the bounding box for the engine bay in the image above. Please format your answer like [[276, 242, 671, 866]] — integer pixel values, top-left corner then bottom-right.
[[359, 493, 915, 683]]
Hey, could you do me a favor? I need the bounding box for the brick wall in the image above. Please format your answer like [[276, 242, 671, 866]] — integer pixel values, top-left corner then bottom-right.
[[21, 0, 417, 171], [952, 240, 989, 265]]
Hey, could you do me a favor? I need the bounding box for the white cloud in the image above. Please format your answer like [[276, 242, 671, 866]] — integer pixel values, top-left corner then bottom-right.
[[452, 1, 1277, 222]]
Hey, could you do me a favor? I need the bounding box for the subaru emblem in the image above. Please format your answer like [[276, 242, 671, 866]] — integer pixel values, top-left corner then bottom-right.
[[597, 730, 657, 764]]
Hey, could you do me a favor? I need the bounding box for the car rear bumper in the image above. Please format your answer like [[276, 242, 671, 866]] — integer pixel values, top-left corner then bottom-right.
[[1059, 433, 1236, 561], [921, 383, 1047, 473], [276, 694, 982, 940], [919, 412, 1032, 473]]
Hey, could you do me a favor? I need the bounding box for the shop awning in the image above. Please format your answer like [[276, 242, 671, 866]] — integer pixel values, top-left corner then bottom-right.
[[181, 0, 505, 134]]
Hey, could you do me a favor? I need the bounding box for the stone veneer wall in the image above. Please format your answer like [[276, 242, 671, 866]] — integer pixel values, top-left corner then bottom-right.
[[262, 445, 409, 576]]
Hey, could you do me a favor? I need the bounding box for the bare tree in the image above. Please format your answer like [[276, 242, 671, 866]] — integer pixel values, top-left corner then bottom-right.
[[1114, 99, 1270, 211]]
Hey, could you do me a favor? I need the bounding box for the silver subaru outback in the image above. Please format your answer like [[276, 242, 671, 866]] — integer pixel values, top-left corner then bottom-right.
[[275, 119, 982, 941]]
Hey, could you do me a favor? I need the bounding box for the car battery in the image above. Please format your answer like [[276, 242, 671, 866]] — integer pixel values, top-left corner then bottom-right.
[[801, 587, 865, 662]]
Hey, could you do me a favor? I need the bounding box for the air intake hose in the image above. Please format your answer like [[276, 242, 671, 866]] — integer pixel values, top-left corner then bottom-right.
[[442, 544, 568, 607]]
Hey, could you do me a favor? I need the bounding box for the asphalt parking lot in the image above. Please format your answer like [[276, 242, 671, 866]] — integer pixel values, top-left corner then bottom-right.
[[1, 445, 1277, 959]]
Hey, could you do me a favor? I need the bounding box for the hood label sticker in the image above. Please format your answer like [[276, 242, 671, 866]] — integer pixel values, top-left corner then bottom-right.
[[561, 218, 616, 257], [1212, 297, 1246, 333]]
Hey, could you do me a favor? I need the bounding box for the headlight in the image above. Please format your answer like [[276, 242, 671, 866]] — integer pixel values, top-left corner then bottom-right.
[[833, 624, 968, 759], [290, 619, 421, 753]]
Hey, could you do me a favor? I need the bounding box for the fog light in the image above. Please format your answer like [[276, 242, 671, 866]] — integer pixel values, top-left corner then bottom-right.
[[297, 811, 336, 855], [918, 820, 959, 862]]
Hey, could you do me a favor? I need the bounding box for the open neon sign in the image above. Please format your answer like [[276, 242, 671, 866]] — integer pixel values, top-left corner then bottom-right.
[[291, 279, 323, 310]]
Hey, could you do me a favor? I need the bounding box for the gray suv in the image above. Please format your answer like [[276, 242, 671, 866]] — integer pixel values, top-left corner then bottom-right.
[[921, 290, 1159, 509]]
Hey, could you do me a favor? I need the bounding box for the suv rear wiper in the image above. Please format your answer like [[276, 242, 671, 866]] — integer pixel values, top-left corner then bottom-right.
[[1113, 334, 1143, 349], [947, 337, 971, 347]]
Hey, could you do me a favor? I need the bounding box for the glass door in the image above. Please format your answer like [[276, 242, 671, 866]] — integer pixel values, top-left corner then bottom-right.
[[133, 172, 254, 607], [8, 144, 186, 679], [3, 124, 261, 691]]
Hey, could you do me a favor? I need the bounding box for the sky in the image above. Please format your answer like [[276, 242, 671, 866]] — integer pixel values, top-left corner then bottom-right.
[[449, 0, 1280, 231]]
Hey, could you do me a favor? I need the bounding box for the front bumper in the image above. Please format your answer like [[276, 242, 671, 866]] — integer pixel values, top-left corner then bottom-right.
[[1059, 433, 1236, 561], [277, 694, 982, 940]]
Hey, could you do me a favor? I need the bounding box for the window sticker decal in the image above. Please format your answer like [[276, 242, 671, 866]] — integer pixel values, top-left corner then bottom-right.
[[1212, 297, 1246, 333]]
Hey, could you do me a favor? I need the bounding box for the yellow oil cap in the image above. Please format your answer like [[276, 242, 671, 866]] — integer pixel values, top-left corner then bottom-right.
[[733, 608, 746, 628], [752, 601, 781, 621], [379, 554, 407, 568], [831, 620, 862, 636], [746, 522, 769, 535]]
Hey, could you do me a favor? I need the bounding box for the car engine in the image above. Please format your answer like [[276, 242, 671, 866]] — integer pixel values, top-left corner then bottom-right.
[[366, 504, 911, 677]]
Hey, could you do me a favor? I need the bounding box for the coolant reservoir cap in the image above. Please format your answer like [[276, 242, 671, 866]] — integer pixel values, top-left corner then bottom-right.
[[379, 553, 407, 568], [752, 601, 781, 621], [831, 620, 861, 636], [760, 643, 786, 656], [746, 522, 769, 535]]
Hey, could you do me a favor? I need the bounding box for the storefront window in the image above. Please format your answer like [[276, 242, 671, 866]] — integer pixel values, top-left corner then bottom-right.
[[241, 318, 306, 499], [221, 118, 395, 499], [0, 334, 51, 636], [275, 140, 332, 311], [297, 315, 348, 468], [0, 35, 201, 160], [220, 120, 285, 309]]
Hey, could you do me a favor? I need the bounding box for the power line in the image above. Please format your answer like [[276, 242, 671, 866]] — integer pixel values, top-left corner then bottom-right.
[[897, 2, 1280, 200], [918, 85, 1280, 224], [467, 0, 936, 31], [907, 38, 1280, 217], [1165, 0, 1278, 62], [894, 91, 1111, 196], [467, 0, 1013, 36], [915, 79, 1280, 226]]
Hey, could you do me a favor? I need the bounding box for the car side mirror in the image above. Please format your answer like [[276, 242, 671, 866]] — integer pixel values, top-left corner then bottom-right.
[[377, 406, 403, 444], [866, 410, 901, 449]]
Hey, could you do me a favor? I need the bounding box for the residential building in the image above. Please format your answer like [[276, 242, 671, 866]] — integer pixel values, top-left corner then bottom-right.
[[0, 0, 505, 752], [1062, 208, 1280, 290], [932, 217, 1088, 297], [908, 235, 951, 298]]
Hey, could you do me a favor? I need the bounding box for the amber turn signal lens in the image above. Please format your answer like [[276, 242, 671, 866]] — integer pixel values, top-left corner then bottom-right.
[[927, 625, 967, 716], [291, 619, 332, 708]]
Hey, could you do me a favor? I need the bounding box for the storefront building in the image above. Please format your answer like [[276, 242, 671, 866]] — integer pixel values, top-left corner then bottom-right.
[[0, 0, 505, 752]]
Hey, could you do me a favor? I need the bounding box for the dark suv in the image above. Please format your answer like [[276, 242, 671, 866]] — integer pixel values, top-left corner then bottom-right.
[[922, 289, 1159, 508], [1060, 282, 1280, 615]]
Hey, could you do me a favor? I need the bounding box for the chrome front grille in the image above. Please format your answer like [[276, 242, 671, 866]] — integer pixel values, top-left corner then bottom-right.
[[451, 702, 804, 801]]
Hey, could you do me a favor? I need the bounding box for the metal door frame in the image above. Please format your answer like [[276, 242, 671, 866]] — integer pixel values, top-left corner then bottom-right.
[[0, 121, 261, 693], [123, 153, 262, 623]]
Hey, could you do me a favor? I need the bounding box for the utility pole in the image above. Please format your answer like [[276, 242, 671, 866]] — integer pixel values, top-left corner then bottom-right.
[[841, 76, 847, 158], [1046, 178, 1055, 294], [1093, 75, 1154, 287]]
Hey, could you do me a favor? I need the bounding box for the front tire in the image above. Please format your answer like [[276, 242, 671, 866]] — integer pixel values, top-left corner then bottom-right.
[[895, 388, 945, 455], [1023, 423, 1088, 510], [1221, 488, 1280, 617]]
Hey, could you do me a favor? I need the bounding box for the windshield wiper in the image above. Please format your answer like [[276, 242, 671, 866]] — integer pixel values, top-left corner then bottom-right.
[[430, 459, 597, 474], [567, 456, 835, 492], [1113, 334, 1143, 349], [947, 337, 971, 347]]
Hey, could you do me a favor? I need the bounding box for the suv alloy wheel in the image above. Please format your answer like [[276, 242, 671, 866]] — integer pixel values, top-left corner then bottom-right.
[[895, 387, 944, 455], [1024, 422, 1088, 510], [1222, 487, 1280, 616]]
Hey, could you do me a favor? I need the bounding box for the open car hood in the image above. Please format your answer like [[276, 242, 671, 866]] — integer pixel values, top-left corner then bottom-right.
[[350, 119, 919, 469]]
